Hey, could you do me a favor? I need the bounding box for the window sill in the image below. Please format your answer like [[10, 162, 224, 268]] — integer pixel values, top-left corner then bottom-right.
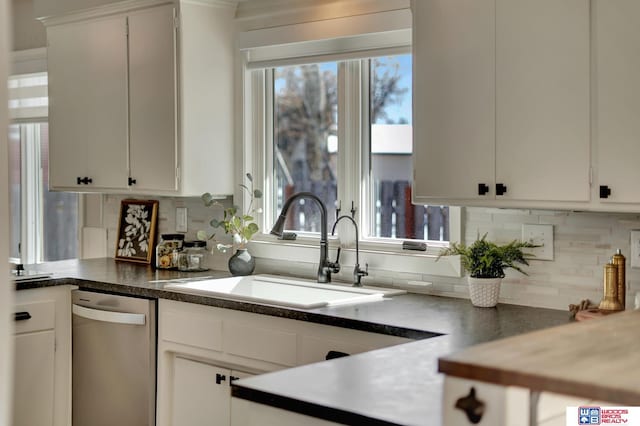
[[247, 237, 462, 279]]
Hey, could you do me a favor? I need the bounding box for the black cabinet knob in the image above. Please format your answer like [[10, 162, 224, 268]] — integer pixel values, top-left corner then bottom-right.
[[230, 376, 239, 383], [478, 183, 489, 196], [455, 387, 485, 424], [600, 185, 611, 199], [128, 177, 137, 186], [496, 183, 507, 196], [215, 373, 226, 385]]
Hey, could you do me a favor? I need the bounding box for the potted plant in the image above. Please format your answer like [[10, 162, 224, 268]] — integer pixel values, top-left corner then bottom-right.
[[198, 173, 262, 276], [438, 234, 538, 307]]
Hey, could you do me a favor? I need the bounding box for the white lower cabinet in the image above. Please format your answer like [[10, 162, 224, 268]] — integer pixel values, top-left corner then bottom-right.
[[230, 398, 340, 426], [170, 357, 252, 426], [157, 300, 409, 426], [13, 286, 73, 426], [443, 376, 611, 426], [13, 330, 55, 426]]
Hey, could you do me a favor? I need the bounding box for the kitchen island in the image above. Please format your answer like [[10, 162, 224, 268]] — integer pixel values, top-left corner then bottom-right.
[[15, 258, 572, 425]]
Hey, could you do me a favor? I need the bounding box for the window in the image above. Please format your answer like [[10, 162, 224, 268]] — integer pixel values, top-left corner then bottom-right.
[[262, 54, 448, 245], [244, 42, 461, 278], [273, 62, 339, 232], [8, 73, 78, 263], [367, 55, 449, 242]]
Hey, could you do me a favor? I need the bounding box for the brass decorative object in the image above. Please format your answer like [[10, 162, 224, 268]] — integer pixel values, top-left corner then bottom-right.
[[599, 260, 623, 311], [612, 249, 626, 309]]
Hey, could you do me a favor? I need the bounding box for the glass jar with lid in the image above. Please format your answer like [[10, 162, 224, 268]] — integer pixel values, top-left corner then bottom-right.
[[178, 240, 208, 272], [155, 234, 185, 269]]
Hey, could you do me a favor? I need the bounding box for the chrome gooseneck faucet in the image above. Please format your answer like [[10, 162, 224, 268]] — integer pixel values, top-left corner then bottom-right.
[[270, 192, 340, 283], [331, 215, 368, 287]]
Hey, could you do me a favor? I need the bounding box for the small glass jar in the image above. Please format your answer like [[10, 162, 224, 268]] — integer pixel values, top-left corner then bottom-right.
[[178, 240, 208, 272], [155, 234, 185, 269]]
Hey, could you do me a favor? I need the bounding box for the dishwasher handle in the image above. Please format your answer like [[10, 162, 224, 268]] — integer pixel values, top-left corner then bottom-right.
[[72, 304, 146, 326]]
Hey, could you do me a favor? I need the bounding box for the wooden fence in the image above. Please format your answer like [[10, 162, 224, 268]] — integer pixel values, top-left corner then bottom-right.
[[280, 180, 448, 241]]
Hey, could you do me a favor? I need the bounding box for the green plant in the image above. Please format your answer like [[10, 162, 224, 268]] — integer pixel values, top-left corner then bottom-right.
[[438, 234, 538, 278], [197, 173, 262, 251]]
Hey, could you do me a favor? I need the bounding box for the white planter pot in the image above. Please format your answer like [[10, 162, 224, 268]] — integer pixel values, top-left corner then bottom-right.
[[468, 277, 502, 307]]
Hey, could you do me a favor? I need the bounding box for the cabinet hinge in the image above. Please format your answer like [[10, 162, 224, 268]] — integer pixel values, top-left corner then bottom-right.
[[125, 18, 129, 36], [173, 9, 179, 30], [589, 166, 593, 186], [176, 167, 180, 183]]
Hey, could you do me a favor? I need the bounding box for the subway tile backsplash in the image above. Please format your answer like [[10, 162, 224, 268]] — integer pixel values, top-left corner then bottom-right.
[[100, 195, 640, 311]]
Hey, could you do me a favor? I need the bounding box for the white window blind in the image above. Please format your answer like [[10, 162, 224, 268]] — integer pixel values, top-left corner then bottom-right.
[[8, 72, 48, 121]]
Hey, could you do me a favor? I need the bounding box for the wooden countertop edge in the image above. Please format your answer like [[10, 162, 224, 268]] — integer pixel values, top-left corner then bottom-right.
[[437, 359, 637, 405], [438, 310, 640, 404]]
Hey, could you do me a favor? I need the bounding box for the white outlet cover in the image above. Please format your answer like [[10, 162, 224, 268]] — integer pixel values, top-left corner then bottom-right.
[[521, 224, 554, 261], [176, 207, 188, 233], [630, 230, 640, 269]]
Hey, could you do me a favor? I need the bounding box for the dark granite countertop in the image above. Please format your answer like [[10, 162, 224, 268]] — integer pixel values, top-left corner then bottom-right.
[[16, 258, 573, 425]]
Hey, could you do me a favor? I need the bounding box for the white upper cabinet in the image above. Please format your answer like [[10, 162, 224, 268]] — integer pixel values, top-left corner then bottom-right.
[[594, 0, 640, 204], [412, 0, 495, 202], [47, 15, 129, 191], [412, 0, 591, 207], [128, 5, 178, 193], [44, 0, 235, 196], [495, 0, 590, 202]]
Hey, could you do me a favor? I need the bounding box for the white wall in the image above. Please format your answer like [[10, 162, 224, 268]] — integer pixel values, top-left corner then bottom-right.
[[33, 0, 121, 19], [1, 0, 15, 423], [12, 0, 45, 51], [101, 194, 234, 272]]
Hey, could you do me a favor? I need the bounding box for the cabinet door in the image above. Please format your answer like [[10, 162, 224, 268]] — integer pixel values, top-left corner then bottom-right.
[[128, 4, 178, 192], [171, 357, 230, 426], [47, 16, 129, 190], [495, 0, 590, 202], [595, 0, 640, 203], [412, 0, 495, 202], [13, 331, 55, 426]]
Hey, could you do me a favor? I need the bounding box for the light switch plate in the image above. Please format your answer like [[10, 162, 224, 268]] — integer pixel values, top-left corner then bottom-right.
[[176, 207, 188, 233], [630, 230, 640, 268], [521, 224, 554, 261]]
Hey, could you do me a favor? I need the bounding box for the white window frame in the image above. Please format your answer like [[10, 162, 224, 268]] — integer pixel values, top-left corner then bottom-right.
[[239, 29, 462, 280], [9, 50, 81, 264]]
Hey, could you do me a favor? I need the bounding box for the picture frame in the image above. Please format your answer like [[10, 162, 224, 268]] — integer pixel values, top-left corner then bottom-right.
[[115, 199, 159, 264]]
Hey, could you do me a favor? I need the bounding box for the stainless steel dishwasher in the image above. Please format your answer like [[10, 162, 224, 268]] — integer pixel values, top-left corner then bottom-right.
[[72, 290, 156, 426]]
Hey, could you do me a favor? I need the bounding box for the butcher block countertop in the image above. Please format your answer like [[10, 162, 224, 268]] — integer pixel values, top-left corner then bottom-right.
[[439, 309, 640, 404]]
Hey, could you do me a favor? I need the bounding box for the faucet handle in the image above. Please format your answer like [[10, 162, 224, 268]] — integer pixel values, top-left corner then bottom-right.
[[353, 263, 368, 287], [326, 249, 341, 274]]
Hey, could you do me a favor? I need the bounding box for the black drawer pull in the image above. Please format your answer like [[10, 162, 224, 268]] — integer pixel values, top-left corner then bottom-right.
[[230, 376, 239, 383], [77, 177, 93, 185], [215, 373, 226, 385], [478, 183, 489, 196], [325, 350, 350, 360], [14, 312, 32, 322]]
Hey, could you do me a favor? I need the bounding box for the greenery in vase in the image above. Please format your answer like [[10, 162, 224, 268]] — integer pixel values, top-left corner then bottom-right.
[[438, 234, 539, 279], [197, 173, 262, 252]]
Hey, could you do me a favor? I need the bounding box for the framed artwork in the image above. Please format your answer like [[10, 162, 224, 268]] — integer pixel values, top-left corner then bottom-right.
[[115, 199, 159, 264]]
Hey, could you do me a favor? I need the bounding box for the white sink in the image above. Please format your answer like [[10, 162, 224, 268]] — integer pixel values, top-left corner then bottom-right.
[[164, 274, 404, 309]]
